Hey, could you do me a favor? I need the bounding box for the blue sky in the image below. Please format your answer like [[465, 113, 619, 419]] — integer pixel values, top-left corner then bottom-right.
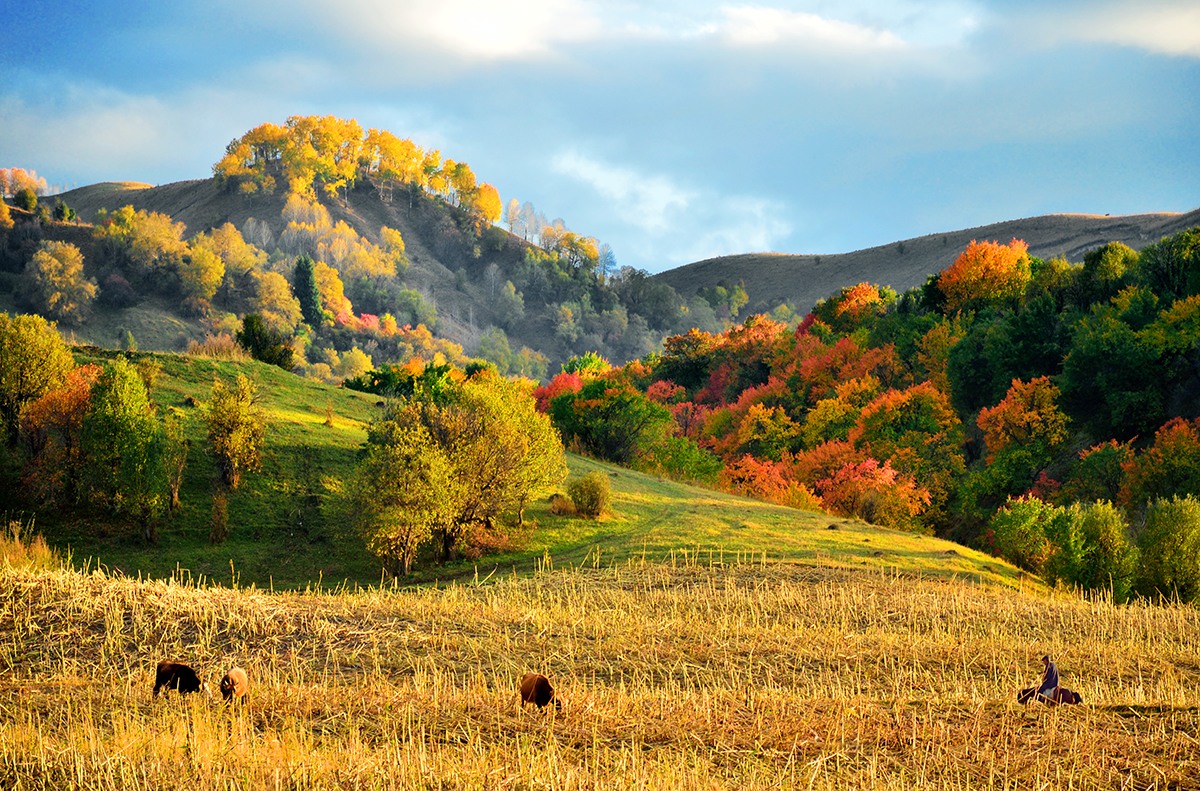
[[2, 0, 1197, 273]]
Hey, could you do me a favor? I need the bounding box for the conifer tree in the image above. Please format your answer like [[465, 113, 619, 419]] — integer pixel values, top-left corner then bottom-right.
[[293, 254, 323, 327]]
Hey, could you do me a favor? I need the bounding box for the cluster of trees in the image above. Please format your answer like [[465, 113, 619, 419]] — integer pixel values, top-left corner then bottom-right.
[[0, 313, 267, 543], [213, 115, 502, 233], [343, 360, 565, 575], [533, 228, 1200, 601]]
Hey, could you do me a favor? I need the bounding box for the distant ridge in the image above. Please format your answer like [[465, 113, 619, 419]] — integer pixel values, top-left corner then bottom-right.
[[655, 209, 1200, 315]]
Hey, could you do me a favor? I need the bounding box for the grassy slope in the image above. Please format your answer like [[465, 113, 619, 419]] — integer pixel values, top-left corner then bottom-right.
[[30, 348, 1019, 589], [654, 208, 1200, 315]]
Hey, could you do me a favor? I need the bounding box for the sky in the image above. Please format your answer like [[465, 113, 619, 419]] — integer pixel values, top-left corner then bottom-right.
[[2, 0, 1198, 274]]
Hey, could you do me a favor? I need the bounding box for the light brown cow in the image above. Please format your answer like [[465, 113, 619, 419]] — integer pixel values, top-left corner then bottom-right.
[[219, 666, 249, 704], [518, 672, 560, 712]]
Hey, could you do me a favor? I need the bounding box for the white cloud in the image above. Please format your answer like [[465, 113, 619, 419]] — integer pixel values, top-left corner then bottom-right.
[[283, 0, 602, 62], [551, 150, 694, 232], [549, 149, 791, 266], [1022, 1, 1200, 58], [717, 5, 907, 51]]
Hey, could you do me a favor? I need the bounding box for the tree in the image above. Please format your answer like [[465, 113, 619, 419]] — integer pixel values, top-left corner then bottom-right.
[[21, 241, 97, 324], [14, 188, 37, 212], [0, 313, 75, 444], [236, 314, 295, 369], [18, 363, 102, 505], [80, 357, 167, 541], [1060, 308, 1162, 437], [202, 375, 267, 491], [348, 417, 454, 575], [977, 377, 1069, 464], [293, 254, 324, 327], [987, 496, 1061, 574], [549, 377, 672, 465], [177, 245, 224, 315], [250, 271, 302, 333], [1119, 418, 1200, 508], [1136, 495, 1200, 602], [938, 238, 1032, 313], [1044, 501, 1137, 603], [0, 199, 11, 230], [356, 372, 565, 565]]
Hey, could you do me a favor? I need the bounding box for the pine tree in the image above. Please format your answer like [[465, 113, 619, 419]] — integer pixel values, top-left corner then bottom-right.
[[293, 254, 324, 328]]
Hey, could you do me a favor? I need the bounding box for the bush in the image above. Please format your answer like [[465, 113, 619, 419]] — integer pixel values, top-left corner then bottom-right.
[[987, 496, 1060, 573], [13, 188, 37, 212], [548, 493, 576, 516], [187, 333, 251, 361], [567, 472, 611, 518], [1136, 495, 1200, 602]]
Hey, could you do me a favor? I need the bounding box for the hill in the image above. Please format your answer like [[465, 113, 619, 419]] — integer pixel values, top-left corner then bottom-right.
[[55, 178, 533, 355], [14, 347, 1017, 589], [655, 208, 1200, 314], [3, 552, 1197, 788]]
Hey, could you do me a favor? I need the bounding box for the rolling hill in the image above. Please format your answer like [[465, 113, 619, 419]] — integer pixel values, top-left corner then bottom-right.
[[53, 178, 1199, 363], [655, 208, 1200, 315]]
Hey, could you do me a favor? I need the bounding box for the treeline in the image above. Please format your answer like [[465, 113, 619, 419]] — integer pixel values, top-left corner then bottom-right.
[[0, 313, 266, 544], [214, 115, 501, 234], [535, 229, 1200, 602]]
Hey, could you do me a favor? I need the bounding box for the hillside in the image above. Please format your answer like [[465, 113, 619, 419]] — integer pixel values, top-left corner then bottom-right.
[[3, 554, 1198, 789], [656, 208, 1200, 314], [7, 346, 1019, 589], [55, 178, 533, 354]]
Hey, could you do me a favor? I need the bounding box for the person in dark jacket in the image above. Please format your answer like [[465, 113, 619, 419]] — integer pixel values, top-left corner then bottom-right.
[[1037, 654, 1059, 703]]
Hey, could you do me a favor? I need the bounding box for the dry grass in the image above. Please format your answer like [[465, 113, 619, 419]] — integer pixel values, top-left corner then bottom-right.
[[1, 548, 1198, 789]]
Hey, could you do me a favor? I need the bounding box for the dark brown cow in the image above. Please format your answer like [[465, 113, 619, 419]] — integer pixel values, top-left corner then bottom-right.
[[153, 660, 205, 697], [1017, 685, 1084, 705], [518, 672, 561, 712], [219, 666, 249, 704]]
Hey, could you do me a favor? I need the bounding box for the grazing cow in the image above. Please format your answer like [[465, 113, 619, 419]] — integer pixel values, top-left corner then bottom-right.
[[153, 660, 205, 697], [518, 672, 561, 712], [1017, 685, 1084, 705], [219, 666, 249, 704]]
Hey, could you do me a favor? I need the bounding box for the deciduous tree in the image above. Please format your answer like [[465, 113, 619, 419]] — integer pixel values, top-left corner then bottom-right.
[[21, 241, 97, 324], [202, 374, 266, 491], [0, 312, 74, 444]]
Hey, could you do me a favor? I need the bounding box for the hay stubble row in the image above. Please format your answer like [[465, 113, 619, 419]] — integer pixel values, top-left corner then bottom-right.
[[1, 559, 1198, 789]]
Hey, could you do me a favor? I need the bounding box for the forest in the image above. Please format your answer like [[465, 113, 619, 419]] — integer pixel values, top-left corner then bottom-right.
[[531, 231, 1200, 602]]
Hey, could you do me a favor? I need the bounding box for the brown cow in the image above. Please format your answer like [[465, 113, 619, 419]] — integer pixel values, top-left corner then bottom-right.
[[219, 666, 249, 704], [152, 660, 206, 697], [1017, 685, 1084, 705], [518, 672, 561, 712]]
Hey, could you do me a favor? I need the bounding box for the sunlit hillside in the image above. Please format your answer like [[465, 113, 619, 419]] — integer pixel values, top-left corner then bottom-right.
[[656, 208, 1200, 315]]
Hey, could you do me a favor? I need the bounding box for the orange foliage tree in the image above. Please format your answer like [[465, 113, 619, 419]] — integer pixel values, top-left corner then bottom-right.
[[19, 364, 102, 504], [815, 458, 930, 530], [1119, 418, 1200, 507], [938, 239, 1032, 312], [976, 377, 1070, 463]]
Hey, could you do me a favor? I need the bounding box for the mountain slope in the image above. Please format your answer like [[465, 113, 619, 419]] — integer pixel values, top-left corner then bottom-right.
[[656, 209, 1200, 315]]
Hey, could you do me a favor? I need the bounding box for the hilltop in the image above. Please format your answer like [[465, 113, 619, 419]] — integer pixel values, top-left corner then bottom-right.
[[656, 208, 1200, 314]]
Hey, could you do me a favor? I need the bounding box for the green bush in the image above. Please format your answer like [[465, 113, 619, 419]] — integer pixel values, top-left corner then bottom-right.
[[1136, 495, 1200, 602], [987, 496, 1059, 573], [567, 472, 611, 518], [14, 188, 37, 212]]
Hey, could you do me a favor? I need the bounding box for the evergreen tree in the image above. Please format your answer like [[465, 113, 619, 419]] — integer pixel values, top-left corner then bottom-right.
[[293, 254, 324, 327]]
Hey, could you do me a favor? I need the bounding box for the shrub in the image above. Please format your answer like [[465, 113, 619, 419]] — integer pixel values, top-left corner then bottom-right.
[[0, 518, 61, 571], [987, 496, 1061, 573], [1136, 496, 1200, 602], [187, 333, 251, 361], [567, 472, 611, 518], [548, 492, 575, 516]]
